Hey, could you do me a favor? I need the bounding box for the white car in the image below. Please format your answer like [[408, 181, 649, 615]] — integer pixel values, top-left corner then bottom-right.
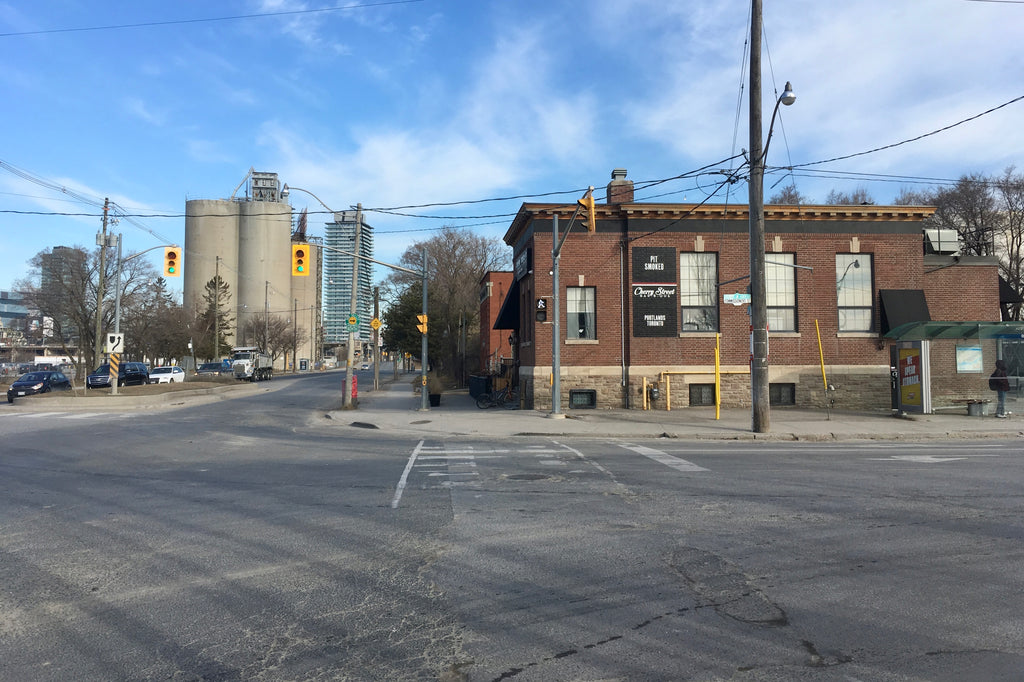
[[148, 366, 186, 384]]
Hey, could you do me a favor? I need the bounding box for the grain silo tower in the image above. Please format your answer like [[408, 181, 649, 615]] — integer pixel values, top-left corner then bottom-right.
[[184, 170, 296, 367]]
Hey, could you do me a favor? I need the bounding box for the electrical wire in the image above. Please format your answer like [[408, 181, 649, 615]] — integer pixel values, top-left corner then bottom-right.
[[0, 0, 424, 38], [790, 93, 1024, 169]]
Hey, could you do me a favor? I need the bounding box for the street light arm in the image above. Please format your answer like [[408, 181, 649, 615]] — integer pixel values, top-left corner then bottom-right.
[[123, 243, 180, 263], [319, 243, 422, 277], [281, 185, 336, 216], [761, 82, 795, 166]]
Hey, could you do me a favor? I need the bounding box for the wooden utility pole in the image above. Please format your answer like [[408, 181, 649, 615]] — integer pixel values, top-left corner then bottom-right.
[[93, 198, 110, 371], [749, 0, 770, 433]]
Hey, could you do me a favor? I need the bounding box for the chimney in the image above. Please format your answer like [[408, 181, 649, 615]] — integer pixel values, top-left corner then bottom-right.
[[606, 168, 634, 204]]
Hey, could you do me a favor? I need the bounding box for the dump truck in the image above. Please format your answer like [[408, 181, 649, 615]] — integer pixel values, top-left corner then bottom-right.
[[231, 346, 273, 381]]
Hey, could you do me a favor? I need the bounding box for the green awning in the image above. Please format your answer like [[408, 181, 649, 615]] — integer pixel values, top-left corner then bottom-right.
[[883, 321, 1024, 340]]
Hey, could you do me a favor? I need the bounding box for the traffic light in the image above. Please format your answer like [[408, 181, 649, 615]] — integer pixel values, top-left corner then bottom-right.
[[416, 314, 428, 334], [577, 186, 596, 233], [163, 247, 180, 277], [292, 243, 310, 276]]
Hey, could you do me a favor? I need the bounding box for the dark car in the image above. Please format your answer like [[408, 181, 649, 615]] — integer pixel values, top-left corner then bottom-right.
[[86, 362, 149, 389], [7, 371, 72, 403], [195, 362, 227, 376]]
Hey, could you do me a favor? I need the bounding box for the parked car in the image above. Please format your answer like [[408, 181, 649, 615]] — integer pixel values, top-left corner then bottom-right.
[[86, 362, 149, 388], [195, 362, 227, 377], [7, 371, 72, 403], [149, 366, 186, 384]]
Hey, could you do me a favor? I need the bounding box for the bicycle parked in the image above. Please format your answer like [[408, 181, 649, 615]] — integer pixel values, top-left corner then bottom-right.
[[476, 384, 519, 409]]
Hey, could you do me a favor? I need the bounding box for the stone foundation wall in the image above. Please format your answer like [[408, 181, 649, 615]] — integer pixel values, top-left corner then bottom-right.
[[523, 365, 895, 412]]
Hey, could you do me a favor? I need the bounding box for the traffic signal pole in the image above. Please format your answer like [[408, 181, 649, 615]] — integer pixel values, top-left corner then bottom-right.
[[420, 247, 429, 411], [343, 204, 362, 409]]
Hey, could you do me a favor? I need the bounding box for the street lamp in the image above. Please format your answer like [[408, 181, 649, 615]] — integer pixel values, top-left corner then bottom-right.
[[749, 0, 795, 433]]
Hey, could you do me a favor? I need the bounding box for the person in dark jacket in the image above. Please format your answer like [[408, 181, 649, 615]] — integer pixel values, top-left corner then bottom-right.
[[989, 359, 1011, 418]]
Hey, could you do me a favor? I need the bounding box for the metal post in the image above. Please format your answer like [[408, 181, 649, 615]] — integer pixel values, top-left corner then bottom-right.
[[373, 286, 380, 390], [749, 0, 770, 433], [344, 204, 362, 408], [551, 214, 562, 416], [293, 298, 298, 373], [111, 233, 122, 396], [420, 247, 429, 411]]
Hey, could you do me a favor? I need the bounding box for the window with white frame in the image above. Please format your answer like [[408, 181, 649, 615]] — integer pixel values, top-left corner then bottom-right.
[[679, 252, 718, 332], [766, 253, 796, 332], [567, 286, 596, 339], [836, 253, 873, 331]]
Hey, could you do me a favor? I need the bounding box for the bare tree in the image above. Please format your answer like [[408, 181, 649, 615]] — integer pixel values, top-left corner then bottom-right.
[[768, 184, 808, 205], [994, 167, 1024, 320], [383, 227, 509, 383], [825, 187, 875, 205], [925, 173, 1000, 256], [240, 313, 303, 365]]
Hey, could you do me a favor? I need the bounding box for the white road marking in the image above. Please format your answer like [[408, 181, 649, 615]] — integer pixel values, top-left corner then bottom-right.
[[391, 440, 424, 509], [869, 454, 999, 463], [619, 443, 709, 472]]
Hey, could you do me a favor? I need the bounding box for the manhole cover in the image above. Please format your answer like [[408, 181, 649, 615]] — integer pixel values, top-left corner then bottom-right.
[[506, 473, 549, 481]]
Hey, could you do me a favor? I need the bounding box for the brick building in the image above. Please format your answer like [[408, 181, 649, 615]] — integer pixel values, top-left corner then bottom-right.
[[494, 170, 1004, 412], [479, 271, 515, 374]]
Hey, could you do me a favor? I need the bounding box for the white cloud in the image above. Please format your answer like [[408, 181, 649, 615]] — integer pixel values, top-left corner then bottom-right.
[[123, 97, 165, 126]]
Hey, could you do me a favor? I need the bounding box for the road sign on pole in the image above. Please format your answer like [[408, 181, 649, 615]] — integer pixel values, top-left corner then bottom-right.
[[105, 333, 125, 354]]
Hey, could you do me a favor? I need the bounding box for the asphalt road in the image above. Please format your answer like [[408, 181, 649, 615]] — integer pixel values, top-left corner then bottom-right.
[[1, 371, 1022, 681]]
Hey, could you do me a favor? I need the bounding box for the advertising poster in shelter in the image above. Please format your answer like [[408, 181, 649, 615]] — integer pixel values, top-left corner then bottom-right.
[[899, 347, 923, 408], [632, 247, 678, 337]]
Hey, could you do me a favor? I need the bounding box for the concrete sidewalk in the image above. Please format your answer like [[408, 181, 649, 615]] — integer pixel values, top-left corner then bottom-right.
[[333, 380, 1024, 441]]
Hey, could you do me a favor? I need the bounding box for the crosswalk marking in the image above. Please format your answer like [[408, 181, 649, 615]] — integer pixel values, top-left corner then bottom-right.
[[0, 411, 129, 421], [618, 443, 709, 472]]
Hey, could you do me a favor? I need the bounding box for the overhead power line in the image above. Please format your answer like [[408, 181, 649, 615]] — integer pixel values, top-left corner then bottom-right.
[[791, 93, 1024, 169], [0, 0, 424, 38]]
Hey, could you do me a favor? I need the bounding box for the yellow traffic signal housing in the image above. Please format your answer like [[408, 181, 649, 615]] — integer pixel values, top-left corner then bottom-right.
[[416, 314, 428, 334], [292, 243, 310, 276], [577, 186, 596, 232], [163, 247, 181, 277]]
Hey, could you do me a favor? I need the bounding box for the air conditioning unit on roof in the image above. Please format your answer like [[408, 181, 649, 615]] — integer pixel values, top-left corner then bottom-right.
[[923, 229, 961, 255]]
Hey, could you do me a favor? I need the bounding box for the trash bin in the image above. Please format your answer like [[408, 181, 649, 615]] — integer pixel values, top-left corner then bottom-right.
[[967, 400, 989, 417]]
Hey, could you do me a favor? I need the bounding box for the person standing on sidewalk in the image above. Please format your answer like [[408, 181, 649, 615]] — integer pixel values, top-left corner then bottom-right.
[[989, 359, 1011, 418]]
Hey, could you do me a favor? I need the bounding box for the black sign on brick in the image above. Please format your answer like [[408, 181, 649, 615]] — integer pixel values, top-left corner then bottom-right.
[[632, 247, 678, 337]]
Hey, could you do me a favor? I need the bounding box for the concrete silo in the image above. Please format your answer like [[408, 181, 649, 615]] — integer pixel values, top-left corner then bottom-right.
[[184, 199, 239, 319], [184, 171, 301, 368]]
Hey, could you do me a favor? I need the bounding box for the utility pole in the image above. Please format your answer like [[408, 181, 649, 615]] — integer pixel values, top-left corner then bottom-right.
[[93, 198, 110, 371], [293, 298, 298, 373], [749, 0, 770, 433], [343, 204, 362, 408], [264, 280, 270, 351]]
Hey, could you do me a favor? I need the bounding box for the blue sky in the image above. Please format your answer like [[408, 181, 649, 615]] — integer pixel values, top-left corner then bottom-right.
[[2, 0, 1022, 293]]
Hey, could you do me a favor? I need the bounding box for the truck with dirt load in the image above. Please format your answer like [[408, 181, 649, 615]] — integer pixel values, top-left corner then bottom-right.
[[231, 346, 273, 381]]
